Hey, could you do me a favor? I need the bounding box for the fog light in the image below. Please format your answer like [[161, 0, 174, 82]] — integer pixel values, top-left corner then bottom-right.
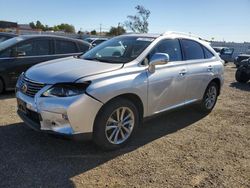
[[62, 114, 69, 120]]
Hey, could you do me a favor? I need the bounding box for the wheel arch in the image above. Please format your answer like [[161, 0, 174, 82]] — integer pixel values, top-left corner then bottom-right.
[[97, 93, 144, 124], [209, 78, 221, 96]]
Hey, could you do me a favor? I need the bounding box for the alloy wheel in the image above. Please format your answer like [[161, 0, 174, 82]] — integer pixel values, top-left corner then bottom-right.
[[105, 107, 135, 145], [205, 86, 217, 110]]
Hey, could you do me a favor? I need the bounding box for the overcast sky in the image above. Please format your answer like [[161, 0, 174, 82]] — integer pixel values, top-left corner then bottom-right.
[[1, 0, 250, 42]]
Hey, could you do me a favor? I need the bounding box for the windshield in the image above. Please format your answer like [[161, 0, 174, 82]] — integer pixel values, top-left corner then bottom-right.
[[0, 37, 23, 51], [0, 36, 9, 43], [81, 36, 155, 64]]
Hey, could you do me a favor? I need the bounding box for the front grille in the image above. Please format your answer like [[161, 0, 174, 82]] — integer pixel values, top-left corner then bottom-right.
[[19, 76, 45, 97]]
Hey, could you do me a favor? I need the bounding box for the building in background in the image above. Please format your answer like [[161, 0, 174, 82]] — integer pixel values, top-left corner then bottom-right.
[[0, 20, 18, 32]]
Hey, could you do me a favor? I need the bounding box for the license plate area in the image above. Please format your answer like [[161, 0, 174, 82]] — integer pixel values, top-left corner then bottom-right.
[[17, 98, 27, 114]]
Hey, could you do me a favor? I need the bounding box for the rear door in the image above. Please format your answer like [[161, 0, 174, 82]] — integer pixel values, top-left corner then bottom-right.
[[147, 39, 188, 115], [220, 48, 234, 62], [180, 39, 216, 102]]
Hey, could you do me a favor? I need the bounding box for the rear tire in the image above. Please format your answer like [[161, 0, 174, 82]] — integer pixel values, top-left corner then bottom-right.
[[93, 97, 139, 150], [0, 79, 4, 94], [198, 82, 219, 113], [235, 67, 249, 83]]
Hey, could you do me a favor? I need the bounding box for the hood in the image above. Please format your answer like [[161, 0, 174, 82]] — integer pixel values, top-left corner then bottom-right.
[[25, 56, 123, 84]]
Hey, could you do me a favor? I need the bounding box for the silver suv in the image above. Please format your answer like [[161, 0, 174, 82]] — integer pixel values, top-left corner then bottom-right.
[[16, 32, 224, 150]]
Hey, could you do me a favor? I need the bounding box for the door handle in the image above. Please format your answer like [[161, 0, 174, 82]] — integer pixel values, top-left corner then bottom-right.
[[207, 65, 214, 72], [179, 69, 187, 76]]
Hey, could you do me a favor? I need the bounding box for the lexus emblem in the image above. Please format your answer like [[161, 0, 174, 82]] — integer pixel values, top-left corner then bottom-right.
[[21, 84, 28, 93]]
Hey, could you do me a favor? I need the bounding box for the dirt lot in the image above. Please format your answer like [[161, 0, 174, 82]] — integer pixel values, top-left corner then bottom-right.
[[0, 64, 249, 188]]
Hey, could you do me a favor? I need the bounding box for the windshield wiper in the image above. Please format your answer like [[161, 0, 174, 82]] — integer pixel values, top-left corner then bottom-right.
[[83, 57, 119, 63]]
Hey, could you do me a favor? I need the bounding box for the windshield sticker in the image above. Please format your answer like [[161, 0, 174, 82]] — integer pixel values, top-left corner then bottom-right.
[[136, 38, 154, 42]]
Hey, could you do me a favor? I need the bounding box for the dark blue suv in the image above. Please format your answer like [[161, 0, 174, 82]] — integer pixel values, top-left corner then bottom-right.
[[0, 35, 91, 93]]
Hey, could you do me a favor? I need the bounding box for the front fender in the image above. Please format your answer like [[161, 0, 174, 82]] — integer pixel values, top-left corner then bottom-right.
[[85, 69, 148, 116]]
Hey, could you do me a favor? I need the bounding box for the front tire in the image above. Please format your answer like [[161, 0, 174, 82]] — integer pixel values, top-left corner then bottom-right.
[[198, 82, 219, 113], [93, 98, 139, 150]]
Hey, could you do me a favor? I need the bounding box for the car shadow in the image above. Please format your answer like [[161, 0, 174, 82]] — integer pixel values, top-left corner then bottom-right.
[[0, 91, 15, 100], [230, 82, 250, 91], [0, 106, 207, 188]]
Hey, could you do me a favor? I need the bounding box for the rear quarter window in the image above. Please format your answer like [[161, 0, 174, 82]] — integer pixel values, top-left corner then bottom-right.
[[55, 40, 78, 54], [181, 39, 205, 60], [203, 47, 215, 59], [78, 42, 90, 53]]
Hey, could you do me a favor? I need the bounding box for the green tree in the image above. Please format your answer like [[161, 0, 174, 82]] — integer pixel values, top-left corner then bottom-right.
[[90, 30, 97, 35], [28, 21, 76, 33], [35, 20, 45, 30], [107, 26, 126, 36], [125, 5, 150, 33], [52, 26, 60, 31], [29, 22, 36, 29], [57, 23, 75, 33]]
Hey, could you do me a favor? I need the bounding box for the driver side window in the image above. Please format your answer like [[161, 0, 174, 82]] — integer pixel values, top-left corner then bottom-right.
[[149, 39, 182, 62], [0, 48, 11, 58], [17, 41, 34, 56]]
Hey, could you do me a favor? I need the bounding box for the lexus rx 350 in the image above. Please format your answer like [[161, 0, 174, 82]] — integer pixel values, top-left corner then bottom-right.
[[16, 32, 224, 150]]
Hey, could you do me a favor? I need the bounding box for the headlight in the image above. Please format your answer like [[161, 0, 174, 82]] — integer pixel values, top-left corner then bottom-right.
[[16, 72, 24, 88], [42, 82, 90, 97]]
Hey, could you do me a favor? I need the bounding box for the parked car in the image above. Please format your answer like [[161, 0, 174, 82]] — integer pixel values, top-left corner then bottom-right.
[[213, 47, 234, 64], [0, 32, 18, 43], [0, 35, 91, 93], [16, 32, 224, 150], [235, 58, 250, 83], [84, 37, 109, 47], [234, 51, 250, 68]]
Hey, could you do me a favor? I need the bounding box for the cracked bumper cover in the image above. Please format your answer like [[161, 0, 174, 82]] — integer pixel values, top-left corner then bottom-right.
[[16, 89, 103, 137]]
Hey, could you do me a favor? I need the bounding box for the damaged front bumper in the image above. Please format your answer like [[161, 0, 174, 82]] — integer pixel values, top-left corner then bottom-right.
[[16, 86, 103, 138]]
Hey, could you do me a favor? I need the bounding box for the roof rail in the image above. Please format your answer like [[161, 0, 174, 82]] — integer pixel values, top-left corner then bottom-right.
[[162, 31, 210, 42]]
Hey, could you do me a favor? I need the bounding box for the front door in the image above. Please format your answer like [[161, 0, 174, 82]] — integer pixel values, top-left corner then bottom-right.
[[5, 39, 53, 87], [147, 39, 188, 115]]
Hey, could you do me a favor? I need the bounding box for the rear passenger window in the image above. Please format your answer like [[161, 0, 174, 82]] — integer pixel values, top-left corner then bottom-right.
[[203, 47, 214, 59], [34, 40, 50, 55], [150, 39, 182, 62], [55, 40, 78, 54], [181, 39, 204, 60]]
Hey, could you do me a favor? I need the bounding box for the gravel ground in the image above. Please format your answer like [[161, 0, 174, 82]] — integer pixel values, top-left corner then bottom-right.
[[0, 64, 249, 188]]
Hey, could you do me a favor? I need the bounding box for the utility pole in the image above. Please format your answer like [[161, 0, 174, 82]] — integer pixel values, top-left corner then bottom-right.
[[99, 24, 102, 36], [117, 22, 120, 36]]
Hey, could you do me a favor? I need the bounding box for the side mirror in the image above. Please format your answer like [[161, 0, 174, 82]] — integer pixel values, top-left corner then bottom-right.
[[17, 51, 26, 57], [11, 50, 26, 57], [148, 53, 169, 73]]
